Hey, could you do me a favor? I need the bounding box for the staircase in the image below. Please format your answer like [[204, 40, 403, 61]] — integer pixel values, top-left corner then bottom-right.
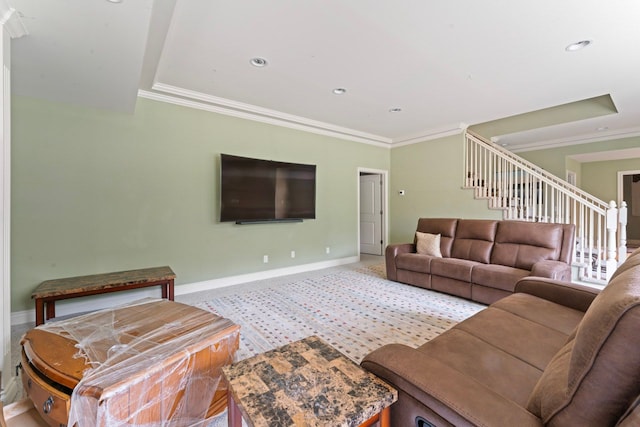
[[463, 130, 628, 284]]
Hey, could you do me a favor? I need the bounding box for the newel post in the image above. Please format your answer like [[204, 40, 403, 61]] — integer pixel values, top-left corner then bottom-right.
[[618, 201, 628, 264], [605, 200, 618, 281]]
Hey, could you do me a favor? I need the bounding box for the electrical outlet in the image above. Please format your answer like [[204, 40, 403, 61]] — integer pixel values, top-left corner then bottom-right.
[[291, 250, 296, 258], [263, 255, 269, 263], [325, 247, 331, 254]]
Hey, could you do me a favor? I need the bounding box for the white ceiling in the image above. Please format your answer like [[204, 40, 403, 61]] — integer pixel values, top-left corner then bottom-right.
[[9, 0, 640, 150]]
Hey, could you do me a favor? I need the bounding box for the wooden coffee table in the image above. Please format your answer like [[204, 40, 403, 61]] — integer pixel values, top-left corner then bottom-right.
[[221, 335, 397, 427]]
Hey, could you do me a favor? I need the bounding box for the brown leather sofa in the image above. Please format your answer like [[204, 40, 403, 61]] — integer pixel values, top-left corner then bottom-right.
[[386, 218, 575, 304], [362, 248, 640, 427]]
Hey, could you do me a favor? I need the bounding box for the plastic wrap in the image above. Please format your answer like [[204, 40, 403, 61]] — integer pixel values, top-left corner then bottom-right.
[[24, 298, 240, 427]]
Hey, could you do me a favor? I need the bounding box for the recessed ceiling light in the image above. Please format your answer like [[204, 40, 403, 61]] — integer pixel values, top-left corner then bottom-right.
[[250, 57, 268, 67], [389, 108, 402, 113], [596, 126, 609, 132], [565, 40, 592, 52], [332, 88, 347, 95], [107, 0, 123, 3]]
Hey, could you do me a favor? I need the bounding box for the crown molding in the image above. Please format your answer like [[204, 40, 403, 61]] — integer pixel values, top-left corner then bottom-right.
[[141, 84, 471, 149], [144, 83, 394, 147], [510, 126, 640, 153], [568, 147, 640, 163], [0, 3, 27, 38], [390, 124, 465, 148]]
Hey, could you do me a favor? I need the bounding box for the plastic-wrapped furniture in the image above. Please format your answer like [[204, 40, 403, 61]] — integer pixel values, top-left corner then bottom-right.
[[19, 298, 240, 427]]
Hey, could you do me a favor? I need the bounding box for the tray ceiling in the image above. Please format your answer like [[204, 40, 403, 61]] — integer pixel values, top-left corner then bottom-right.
[[10, 0, 640, 150]]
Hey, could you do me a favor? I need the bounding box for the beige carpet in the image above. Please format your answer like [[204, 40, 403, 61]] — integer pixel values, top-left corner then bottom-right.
[[196, 263, 484, 364]]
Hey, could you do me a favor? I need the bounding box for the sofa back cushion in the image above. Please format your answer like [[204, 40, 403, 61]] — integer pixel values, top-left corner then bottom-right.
[[526, 261, 640, 426], [450, 219, 497, 264], [416, 218, 457, 258], [491, 221, 564, 270], [557, 223, 575, 264]]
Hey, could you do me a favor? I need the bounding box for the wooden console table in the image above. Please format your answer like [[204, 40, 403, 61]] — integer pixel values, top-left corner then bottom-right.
[[32, 266, 175, 325]]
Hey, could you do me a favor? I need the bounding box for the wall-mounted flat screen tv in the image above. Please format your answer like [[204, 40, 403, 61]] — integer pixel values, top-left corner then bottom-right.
[[220, 154, 316, 224]]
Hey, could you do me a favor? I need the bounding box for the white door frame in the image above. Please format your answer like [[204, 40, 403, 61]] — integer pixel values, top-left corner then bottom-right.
[[357, 168, 388, 258], [618, 169, 640, 246], [0, 25, 7, 399], [0, 5, 25, 401], [617, 169, 640, 206]]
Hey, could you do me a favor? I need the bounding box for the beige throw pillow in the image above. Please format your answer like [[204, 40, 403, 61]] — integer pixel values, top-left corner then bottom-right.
[[416, 232, 442, 257]]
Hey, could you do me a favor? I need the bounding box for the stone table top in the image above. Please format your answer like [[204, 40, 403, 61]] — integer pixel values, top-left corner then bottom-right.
[[32, 266, 175, 298], [221, 335, 397, 427]]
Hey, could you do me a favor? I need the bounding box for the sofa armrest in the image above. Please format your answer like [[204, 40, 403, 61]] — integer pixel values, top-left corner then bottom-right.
[[385, 243, 415, 281], [515, 277, 599, 312], [531, 260, 572, 281], [361, 344, 543, 427]]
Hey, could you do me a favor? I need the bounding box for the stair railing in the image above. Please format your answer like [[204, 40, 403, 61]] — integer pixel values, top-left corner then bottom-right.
[[464, 130, 626, 283]]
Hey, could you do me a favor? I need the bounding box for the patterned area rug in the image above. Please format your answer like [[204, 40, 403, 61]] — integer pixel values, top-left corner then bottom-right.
[[196, 264, 485, 364]]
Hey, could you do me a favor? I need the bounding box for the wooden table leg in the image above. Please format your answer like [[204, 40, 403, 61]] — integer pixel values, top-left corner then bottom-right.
[[45, 300, 56, 322], [227, 392, 242, 427], [161, 282, 168, 299], [35, 298, 44, 326], [166, 279, 175, 301], [379, 406, 391, 427], [359, 406, 391, 427]]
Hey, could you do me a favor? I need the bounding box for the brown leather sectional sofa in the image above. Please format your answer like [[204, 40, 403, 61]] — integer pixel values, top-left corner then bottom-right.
[[386, 218, 575, 304], [362, 247, 640, 426]]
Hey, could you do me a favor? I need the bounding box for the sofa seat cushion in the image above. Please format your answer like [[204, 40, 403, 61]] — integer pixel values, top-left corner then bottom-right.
[[472, 264, 530, 292], [417, 328, 543, 407], [431, 257, 481, 282], [491, 293, 585, 336], [396, 253, 434, 273], [361, 344, 546, 427], [452, 305, 571, 371]]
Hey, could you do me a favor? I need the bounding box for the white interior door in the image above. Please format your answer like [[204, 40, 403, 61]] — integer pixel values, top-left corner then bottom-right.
[[360, 174, 383, 255]]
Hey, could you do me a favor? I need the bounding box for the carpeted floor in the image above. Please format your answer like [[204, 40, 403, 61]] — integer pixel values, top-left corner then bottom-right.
[[195, 263, 485, 364], [193, 260, 485, 426]]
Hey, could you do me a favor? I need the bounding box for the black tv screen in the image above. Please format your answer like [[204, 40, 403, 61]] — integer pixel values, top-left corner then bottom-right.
[[220, 154, 316, 223]]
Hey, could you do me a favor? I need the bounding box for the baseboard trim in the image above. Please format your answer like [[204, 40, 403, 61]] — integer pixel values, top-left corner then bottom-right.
[[11, 256, 360, 325], [175, 256, 359, 295]]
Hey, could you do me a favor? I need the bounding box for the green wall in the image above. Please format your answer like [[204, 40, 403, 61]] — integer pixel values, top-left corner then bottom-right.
[[582, 159, 640, 203], [11, 96, 390, 312], [13, 94, 638, 314], [389, 134, 501, 244]]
